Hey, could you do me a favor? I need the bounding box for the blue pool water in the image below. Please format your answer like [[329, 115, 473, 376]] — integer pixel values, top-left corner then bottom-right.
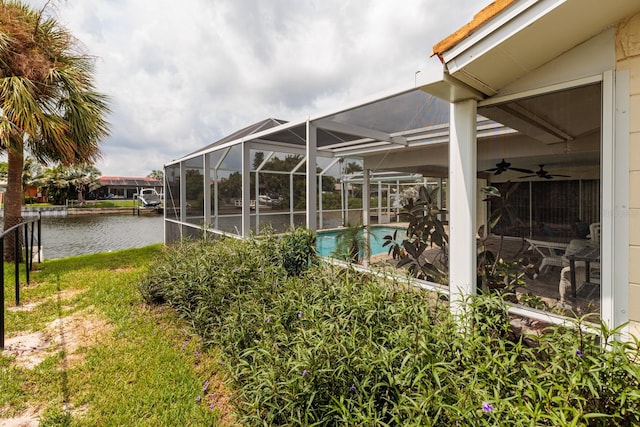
[[316, 225, 406, 258]]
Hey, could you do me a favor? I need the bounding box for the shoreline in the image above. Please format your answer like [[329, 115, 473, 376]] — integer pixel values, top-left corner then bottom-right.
[[1, 205, 164, 217]]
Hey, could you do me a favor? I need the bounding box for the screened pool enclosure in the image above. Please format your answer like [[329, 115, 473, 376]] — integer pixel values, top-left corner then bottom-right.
[[165, 79, 603, 323], [164, 87, 464, 241]]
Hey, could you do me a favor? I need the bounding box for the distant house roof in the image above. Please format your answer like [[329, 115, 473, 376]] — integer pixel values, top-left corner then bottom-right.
[[99, 176, 162, 187]]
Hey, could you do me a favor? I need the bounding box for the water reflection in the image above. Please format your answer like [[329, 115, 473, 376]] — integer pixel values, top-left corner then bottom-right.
[[40, 214, 163, 259]]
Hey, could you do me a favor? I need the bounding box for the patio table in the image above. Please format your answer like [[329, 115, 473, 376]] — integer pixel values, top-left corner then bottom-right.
[[568, 246, 600, 298]]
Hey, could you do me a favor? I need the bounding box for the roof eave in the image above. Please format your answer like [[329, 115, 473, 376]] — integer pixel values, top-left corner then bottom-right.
[[432, 0, 640, 96]]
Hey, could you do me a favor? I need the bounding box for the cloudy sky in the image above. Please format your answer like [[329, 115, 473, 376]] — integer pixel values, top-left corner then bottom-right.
[[26, 0, 490, 178]]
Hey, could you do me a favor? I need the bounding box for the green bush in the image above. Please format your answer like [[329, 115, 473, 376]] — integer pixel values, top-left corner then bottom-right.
[[138, 235, 284, 341], [140, 234, 640, 426], [273, 226, 317, 277]]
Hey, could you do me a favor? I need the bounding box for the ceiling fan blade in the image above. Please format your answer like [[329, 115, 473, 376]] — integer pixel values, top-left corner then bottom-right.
[[518, 174, 536, 179], [510, 167, 534, 174], [551, 174, 571, 178]]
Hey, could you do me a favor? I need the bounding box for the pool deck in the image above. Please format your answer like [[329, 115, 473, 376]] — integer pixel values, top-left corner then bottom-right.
[[366, 233, 600, 319]]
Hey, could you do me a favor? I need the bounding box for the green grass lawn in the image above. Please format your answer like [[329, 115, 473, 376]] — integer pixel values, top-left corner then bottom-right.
[[1, 245, 231, 426]]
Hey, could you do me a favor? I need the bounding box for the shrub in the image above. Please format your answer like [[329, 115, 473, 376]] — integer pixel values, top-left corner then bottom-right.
[[140, 234, 640, 426], [274, 226, 317, 277], [138, 235, 284, 341]]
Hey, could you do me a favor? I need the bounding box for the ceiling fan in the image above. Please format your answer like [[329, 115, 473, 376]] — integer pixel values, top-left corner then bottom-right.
[[484, 158, 533, 175], [519, 165, 571, 180]]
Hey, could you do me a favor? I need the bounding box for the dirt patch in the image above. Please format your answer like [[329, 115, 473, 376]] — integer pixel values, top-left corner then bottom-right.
[[2, 308, 113, 370], [5, 289, 87, 313], [55, 288, 87, 302], [0, 408, 40, 427], [203, 373, 237, 426], [6, 302, 41, 313], [1, 309, 110, 425]]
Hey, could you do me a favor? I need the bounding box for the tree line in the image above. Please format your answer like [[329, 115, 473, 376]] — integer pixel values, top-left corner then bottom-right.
[[0, 158, 101, 206]]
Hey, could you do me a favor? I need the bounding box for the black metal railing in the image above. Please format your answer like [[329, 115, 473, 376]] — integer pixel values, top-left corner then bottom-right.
[[0, 213, 42, 349]]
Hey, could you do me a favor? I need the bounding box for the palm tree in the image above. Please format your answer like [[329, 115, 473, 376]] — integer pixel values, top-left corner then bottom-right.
[[0, 1, 110, 260], [63, 163, 101, 205]]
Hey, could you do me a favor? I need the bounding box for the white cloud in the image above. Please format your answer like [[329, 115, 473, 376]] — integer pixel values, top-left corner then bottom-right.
[[27, 0, 490, 177]]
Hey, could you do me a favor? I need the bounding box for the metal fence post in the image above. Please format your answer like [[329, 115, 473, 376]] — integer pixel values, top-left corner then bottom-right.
[[24, 223, 30, 284], [14, 227, 19, 306], [38, 212, 42, 263], [1, 237, 4, 350], [29, 222, 34, 272]]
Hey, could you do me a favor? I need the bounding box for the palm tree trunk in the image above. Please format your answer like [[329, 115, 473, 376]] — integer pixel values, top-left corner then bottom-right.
[[4, 142, 24, 262]]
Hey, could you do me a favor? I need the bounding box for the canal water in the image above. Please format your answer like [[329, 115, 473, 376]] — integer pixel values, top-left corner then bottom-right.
[[39, 214, 163, 260]]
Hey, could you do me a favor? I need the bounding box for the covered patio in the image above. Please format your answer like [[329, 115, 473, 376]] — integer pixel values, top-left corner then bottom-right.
[[164, 74, 602, 324], [164, 0, 640, 332]]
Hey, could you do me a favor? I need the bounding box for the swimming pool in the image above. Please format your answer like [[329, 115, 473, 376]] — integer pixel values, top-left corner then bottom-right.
[[315, 225, 407, 258]]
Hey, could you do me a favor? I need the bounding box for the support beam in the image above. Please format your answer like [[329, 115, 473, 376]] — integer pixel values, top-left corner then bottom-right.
[[362, 168, 370, 266], [448, 99, 478, 318], [306, 121, 317, 231], [213, 167, 219, 230], [315, 119, 407, 145], [179, 162, 186, 225], [241, 141, 250, 237], [255, 170, 260, 235], [604, 69, 630, 332], [378, 181, 383, 223], [319, 175, 323, 229], [290, 174, 294, 227], [204, 154, 211, 230], [396, 180, 400, 223]]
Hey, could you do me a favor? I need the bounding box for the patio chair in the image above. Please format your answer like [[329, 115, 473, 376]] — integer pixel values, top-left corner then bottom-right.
[[558, 238, 600, 303], [525, 238, 568, 277], [588, 222, 601, 243]]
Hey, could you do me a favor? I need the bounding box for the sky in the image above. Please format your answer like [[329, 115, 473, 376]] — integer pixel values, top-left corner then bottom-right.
[[26, 0, 491, 178]]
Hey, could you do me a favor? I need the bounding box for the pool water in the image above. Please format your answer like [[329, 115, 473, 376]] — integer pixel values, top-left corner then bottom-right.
[[316, 225, 407, 258]]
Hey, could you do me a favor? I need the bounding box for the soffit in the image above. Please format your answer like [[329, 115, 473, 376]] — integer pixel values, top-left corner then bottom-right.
[[436, 0, 640, 96]]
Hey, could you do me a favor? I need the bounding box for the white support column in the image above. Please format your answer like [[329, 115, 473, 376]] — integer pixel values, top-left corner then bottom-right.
[[203, 154, 211, 232], [344, 178, 349, 226], [602, 69, 630, 332], [387, 183, 391, 219], [306, 121, 317, 231], [612, 70, 630, 332], [179, 162, 186, 224], [255, 170, 260, 235], [377, 180, 382, 223], [241, 141, 251, 237], [449, 99, 478, 318], [340, 162, 346, 226], [213, 148, 230, 231], [290, 174, 294, 227], [437, 178, 443, 221], [318, 175, 323, 229], [213, 168, 219, 230], [362, 168, 370, 266], [396, 180, 400, 222]]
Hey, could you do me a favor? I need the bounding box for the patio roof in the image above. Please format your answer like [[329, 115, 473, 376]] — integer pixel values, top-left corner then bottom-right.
[[169, 1, 624, 174], [171, 82, 514, 166]]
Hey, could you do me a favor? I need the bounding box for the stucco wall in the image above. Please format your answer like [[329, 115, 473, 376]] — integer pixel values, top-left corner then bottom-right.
[[616, 12, 640, 337]]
